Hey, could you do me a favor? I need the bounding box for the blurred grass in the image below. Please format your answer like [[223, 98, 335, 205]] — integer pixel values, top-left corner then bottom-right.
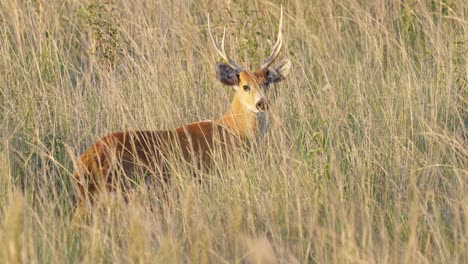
[[0, 0, 466, 263]]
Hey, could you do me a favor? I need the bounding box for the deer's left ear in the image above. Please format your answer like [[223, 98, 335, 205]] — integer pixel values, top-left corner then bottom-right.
[[265, 59, 292, 84]]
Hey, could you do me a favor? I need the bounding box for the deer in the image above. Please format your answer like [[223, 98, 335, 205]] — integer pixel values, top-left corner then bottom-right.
[[70, 8, 291, 226]]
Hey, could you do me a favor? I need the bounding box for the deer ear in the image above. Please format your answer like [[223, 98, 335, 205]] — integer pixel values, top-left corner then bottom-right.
[[266, 59, 292, 84], [216, 63, 239, 86]]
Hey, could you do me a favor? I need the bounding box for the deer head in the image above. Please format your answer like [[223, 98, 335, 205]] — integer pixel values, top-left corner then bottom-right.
[[208, 7, 292, 114]]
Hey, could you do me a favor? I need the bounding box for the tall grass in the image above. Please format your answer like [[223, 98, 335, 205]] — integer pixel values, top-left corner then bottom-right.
[[0, 0, 466, 262]]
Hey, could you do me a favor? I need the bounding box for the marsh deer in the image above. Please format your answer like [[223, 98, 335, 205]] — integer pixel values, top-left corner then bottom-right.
[[71, 8, 291, 225]]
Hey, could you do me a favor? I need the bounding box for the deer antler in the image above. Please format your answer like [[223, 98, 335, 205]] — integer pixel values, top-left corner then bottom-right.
[[208, 15, 242, 72], [260, 6, 283, 71]]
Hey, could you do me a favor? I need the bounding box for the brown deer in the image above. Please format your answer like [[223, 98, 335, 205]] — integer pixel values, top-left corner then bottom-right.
[[71, 8, 291, 225]]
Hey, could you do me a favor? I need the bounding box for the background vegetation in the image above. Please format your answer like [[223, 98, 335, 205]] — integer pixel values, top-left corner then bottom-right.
[[0, 0, 466, 262]]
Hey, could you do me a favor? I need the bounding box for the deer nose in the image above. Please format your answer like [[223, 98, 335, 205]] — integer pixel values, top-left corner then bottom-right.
[[256, 99, 268, 112]]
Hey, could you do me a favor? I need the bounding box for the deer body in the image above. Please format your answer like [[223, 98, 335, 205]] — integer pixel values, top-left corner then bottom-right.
[[71, 9, 291, 225]]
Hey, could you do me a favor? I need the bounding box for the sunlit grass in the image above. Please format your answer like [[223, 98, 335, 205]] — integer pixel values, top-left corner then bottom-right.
[[0, 0, 466, 263]]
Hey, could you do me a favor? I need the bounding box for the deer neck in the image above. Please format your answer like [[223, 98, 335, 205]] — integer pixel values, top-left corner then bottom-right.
[[216, 94, 266, 140]]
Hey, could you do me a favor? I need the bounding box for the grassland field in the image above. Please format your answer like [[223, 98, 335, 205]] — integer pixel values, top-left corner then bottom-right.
[[0, 0, 466, 263]]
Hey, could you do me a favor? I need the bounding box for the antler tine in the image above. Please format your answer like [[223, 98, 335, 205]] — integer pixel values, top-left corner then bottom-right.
[[261, 6, 284, 71], [208, 15, 242, 71]]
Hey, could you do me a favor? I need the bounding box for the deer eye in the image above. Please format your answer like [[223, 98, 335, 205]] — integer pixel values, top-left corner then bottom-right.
[[243, 85, 250, 92]]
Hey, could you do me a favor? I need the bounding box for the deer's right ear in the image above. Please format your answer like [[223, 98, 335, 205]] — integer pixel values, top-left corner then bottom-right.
[[216, 63, 239, 86]]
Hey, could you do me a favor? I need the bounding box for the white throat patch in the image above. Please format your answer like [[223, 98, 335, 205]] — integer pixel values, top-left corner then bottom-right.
[[257, 112, 267, 138]]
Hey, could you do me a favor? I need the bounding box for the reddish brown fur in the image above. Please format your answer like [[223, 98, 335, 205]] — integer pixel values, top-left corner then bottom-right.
[[71, 11, 290, 224], [71, 71, 269, 225]]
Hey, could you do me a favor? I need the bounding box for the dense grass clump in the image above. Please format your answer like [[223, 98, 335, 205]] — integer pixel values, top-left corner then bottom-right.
[[0, 0, 466, 263]]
